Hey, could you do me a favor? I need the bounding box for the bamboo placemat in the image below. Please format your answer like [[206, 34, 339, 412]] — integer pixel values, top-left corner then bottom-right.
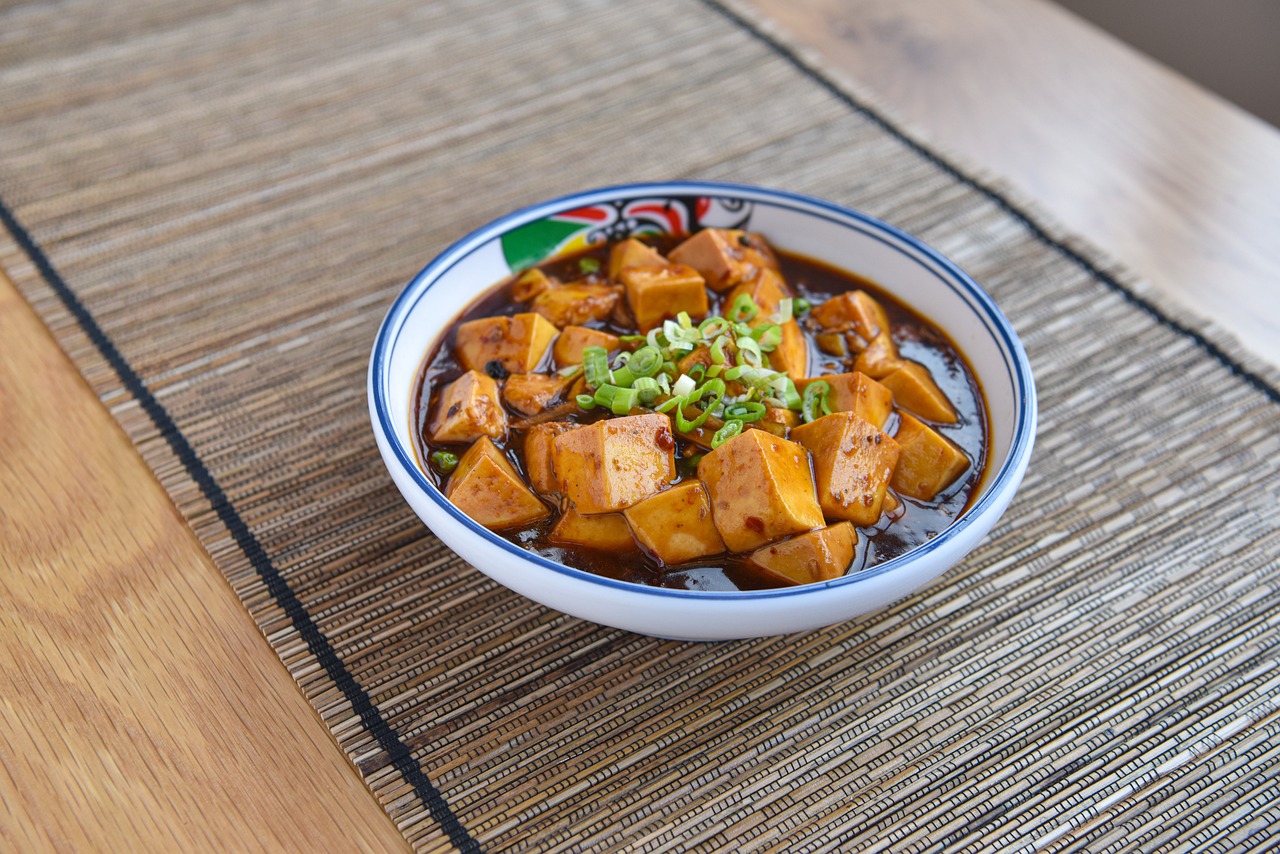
[[4, 0, 1280, 850]]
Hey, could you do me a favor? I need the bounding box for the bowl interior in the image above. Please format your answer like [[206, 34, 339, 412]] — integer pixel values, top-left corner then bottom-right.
[[373, 182, 1034, 596]]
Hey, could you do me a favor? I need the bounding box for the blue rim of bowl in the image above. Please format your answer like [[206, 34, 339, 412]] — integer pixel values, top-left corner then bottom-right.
[[370, 181, 1037, 600]]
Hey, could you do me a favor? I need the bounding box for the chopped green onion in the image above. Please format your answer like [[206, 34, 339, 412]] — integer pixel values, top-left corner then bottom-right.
[[430, 450, 459, 473], [675, 378, 726, 432], [632, 376, 661, 403], [728, 293, 760, 323], [753, 323, 782, 351], [610, 387, 639, 414], [611, 365, 636, 388], [557, 363, 584, 378], [710, 419, 744, 448], [686, 363, 706, 382], [629, 345, 663, 377], [677, 311, 694, 329], [618, 334, 646, 344], [579, 256, 601, 274], [671, 374, 697, 398], [576, 393, 598, 410], [723, 401, 767, 422], [794, 297, 811, 315], [583, 347, 610, 389], [699, 316, 732, 338], [736, 336, 764, 367], [780, 377, 802, 410], [594, 384, 639, 415], [710, 335, 730, 365], [656, 396, 683, 413], [801, 380, 833, 423], [772, 298, 794, 324]]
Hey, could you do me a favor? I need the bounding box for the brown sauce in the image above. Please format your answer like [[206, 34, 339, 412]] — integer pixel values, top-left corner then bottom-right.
[[411, 236, 988, 591]]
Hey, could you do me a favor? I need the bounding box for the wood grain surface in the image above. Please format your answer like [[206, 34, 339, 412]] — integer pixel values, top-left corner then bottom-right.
[[0, 271, 406, 852], [2, 0, 1279, 848], [739, 0, 1280, 369]]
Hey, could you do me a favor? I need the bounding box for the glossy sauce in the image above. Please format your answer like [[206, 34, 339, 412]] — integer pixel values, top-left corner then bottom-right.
[[412, 237, 988, 590]]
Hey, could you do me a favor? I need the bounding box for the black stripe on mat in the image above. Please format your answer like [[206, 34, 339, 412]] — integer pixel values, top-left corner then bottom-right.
[[702, 0, 1280, 407], [0, 198, 482, 853]]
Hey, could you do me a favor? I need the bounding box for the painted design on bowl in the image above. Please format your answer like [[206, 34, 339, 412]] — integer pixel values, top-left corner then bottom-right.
[[499, 195, 754, 271]]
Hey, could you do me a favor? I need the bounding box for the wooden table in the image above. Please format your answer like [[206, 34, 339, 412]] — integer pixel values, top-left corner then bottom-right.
[[4, 0, 1278, 848]]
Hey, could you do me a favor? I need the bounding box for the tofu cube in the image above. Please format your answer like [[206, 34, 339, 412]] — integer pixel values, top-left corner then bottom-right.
[[428, 370, 507, 443], [764, 407, 800, 429], [750, 522, 856, 586], [725, 267, 791, 324], [523, 422, 578, 495], [549, 507, 637, 553], [853, 334, 905, 379], [608, 238, 667, 280], [454, 313, 558, 375], [768, 319, 809, 381], [445, 437, 550, 530], [811, 290, 889, 341], [798, 372, 892, 429], [697, 429, 825, 552], [531, 282, 623, 328], [620, 264, 710, 333], [553, 326, 620, 367], [553, 413, 676, 514], [880, 362, 958, 423], [511, 267, 554, 302], [668, 229, 776, 291], [790, 412, 901, 526], [624, 480, 726, 566], [501, 372, 575, 417], [890, 412, 970, 500]]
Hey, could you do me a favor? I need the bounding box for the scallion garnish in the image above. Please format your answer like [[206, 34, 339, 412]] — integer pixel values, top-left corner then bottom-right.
[[801, 380, 833, 423], [430, 450, 459, 473], [583, 346, 610, 389], [710, 419, 743, 448]]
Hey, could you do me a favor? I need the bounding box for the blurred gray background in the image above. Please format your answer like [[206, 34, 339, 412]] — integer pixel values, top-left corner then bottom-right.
[[1053, 0, 1280, 128]]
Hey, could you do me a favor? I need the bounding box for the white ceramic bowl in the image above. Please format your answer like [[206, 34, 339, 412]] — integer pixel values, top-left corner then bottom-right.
[[369, 182, 1036, 640]]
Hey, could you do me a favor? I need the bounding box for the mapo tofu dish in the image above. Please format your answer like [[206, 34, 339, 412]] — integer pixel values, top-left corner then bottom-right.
[[412, 229, 987, 591]]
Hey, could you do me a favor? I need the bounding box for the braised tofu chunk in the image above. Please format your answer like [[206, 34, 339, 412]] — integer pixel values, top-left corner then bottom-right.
[[445, 437, 549, 529], [511, 267, 554, 302], [750, 522, 856, 586], [811, 290, 889, 342], [853, 334, 905, 379], [553, 326, 620, 367], [553, 413, 676, 514], [697, 430, 825, 552], [620, 264, 710, 333], [764, 407, 800, 429], [455, 312, 558, 375], [523, 422, 578, 495], [428, 370, 507, 444], [768, 319, 809, 381], [501, 372, 575, 417], [669, 229, 777, 291], [624, 480, 726, 566], [798, 372, 893, 429], [608, 238, 667, 280], [791, 412, 901, 526], [532, 282, 623, 328], [726, 267, 791, 323], [881, 362, 958, 423], [549, 507, 637, 553], [890, 412, 969, 500]]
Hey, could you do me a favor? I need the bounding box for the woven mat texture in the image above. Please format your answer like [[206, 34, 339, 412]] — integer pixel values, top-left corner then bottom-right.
[[4, 0, 1280, 850]]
